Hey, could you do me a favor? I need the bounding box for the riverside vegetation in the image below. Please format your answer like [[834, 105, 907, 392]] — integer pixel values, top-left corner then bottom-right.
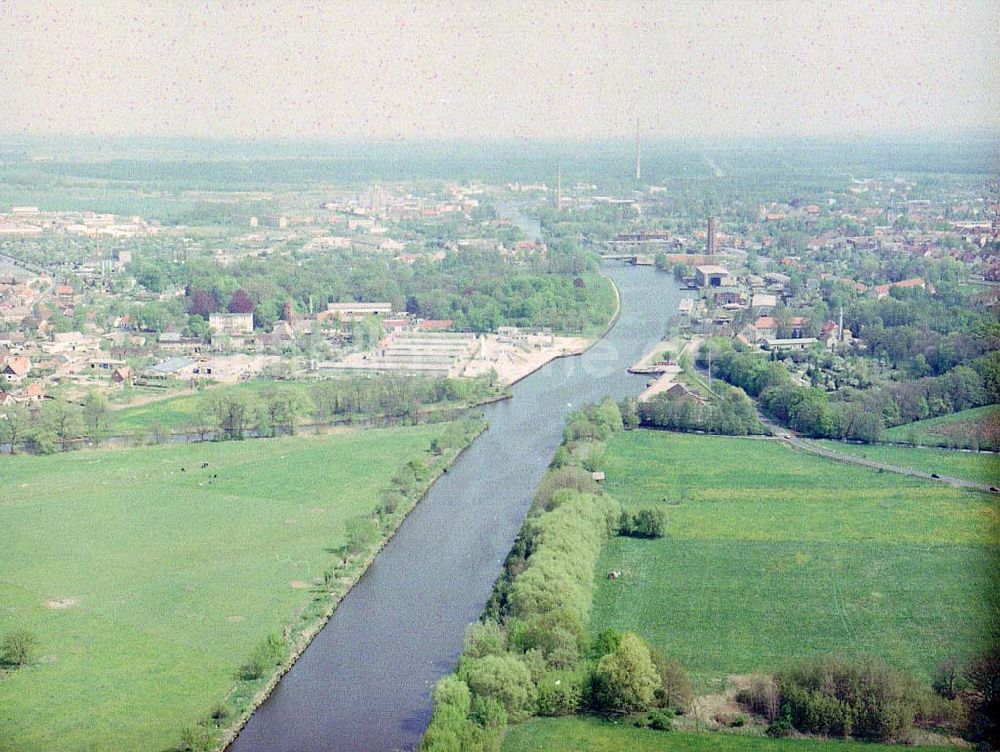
[[0, 419, 482, 752], [0, 374, 502, 454], [420, 401, 999, 751]]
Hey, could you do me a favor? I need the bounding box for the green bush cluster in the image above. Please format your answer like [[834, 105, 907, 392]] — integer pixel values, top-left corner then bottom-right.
[[775, 657, 921, 741], [741, 651, 996, 745], [637, 383, 763, 436], [1, 628, 37, 667], [506, 491, 621, 623], [617, 508, 666, 538]]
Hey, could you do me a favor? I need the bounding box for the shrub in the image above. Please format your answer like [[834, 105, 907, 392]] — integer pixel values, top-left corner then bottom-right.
[[470, 694, 508, 731], [379, 488, 405, 516], [618, 507, 666, 538], [463, 620, 506, 659], [646, 709, 675, 730], [735, 674, 781, 721], [649, 650, 693, 712], [931, 656, 963, 700], [178, 724, 215, 752], [964, 645, 1000, 748], [433, 675, 472, 715], [208, 701, 232, 726], [1, 629, 37, 666], [715, 712, 747, 727], [782, 683, 852, 737], [459, 654, 537, 722], [766, 705, 793, 738], [533, 466, 598, 511], [419, 703, 477, 752], [238, 633, 284, 680], [590, 628, 621, 660], [535, 670, 585, 716], [507, 610, 588, 669], [912, 691, 966, 734], [635, 708, 675, 731], [593, 632, 660, 715], [777, 656, 917, 741]]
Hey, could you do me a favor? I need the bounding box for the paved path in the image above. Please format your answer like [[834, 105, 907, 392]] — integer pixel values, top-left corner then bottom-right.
[[690, 354, 996, 494], [761, 415, 997, 494]]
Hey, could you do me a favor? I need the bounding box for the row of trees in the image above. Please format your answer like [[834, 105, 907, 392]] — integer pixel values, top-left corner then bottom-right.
[[120, 245, 615, 336], [0, 394, 110, 454], [700, 339, 996, 443], [423, 401, 694, 750], [0, 375, 499, 455]]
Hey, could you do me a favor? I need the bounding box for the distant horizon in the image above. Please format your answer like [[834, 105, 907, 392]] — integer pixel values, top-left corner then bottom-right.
[[3, 128, 998, 149], [3, 1, 997, 141]]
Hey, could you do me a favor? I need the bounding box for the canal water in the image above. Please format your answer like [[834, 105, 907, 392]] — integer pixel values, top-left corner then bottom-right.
[[229, 263, 681, 752]]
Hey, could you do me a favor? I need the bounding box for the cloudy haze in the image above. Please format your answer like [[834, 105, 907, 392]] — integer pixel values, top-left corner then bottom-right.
[[2, 0, 997, 140]]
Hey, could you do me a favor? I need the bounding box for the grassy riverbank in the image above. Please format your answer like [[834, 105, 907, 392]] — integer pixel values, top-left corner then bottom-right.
[[0, 422, 479, 752], [590, 430, 999, 690]]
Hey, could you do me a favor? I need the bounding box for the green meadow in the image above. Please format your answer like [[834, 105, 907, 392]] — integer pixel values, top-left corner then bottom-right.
[[590, 430, 999, 690], [0, 424, 458, 752], [883, 404, 1000, 450], [502, 716, 962, 752], [814, 439, 999, 486]]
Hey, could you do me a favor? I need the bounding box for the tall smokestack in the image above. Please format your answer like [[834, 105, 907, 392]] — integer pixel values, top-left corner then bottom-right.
[[635, 118, 641, 182], [707, 217, 717, 257]]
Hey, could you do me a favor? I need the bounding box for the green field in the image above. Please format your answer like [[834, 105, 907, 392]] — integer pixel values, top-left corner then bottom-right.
[[884, 405, 1000, 450], [815, 440, 999, 486], [0, 425, 459, 752], [502, 717, 961, 751], [590, 430, 998, 690]]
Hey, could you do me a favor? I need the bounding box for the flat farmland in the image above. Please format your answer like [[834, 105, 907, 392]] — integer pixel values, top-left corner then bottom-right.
[[503, 716, 962, 752], [590, 430, 999, 690], [0, 424, 460, 752]]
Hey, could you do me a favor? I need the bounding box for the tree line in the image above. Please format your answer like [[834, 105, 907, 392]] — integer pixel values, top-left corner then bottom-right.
[[0, 374, 500, 454], [700, 339, 997, 443]]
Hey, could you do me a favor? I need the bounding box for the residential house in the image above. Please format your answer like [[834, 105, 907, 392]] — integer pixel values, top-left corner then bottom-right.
[[1, 356, 31, 382]]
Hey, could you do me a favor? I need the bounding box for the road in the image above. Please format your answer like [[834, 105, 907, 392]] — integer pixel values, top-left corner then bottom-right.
[[689, 355, 996, 494], [760, 414, 997, 494]]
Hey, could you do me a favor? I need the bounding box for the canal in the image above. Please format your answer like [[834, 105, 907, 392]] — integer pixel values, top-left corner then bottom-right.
[[229, 262, 682, 751]]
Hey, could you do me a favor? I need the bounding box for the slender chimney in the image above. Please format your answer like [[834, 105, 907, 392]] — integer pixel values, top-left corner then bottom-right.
[[707, 217, 717, 257]]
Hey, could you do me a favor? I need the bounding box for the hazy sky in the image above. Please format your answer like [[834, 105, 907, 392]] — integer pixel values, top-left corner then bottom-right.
[[2, 0, 997, 140]]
